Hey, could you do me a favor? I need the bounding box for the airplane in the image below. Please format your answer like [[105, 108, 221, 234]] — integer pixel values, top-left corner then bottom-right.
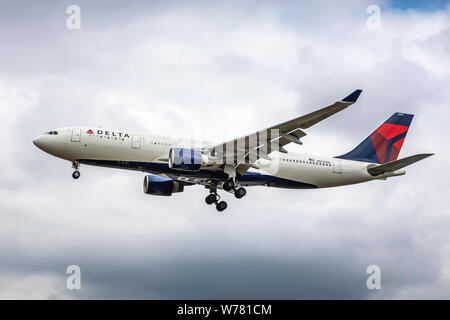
[[32, 90, 433, 212]]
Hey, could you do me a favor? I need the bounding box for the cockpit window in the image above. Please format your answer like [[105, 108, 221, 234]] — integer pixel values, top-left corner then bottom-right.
[[45, 131, 58, 135]]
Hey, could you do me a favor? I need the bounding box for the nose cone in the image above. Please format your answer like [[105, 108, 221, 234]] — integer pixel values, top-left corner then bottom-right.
[[32, 135, 46, 150], [32, 133, 64, 158]]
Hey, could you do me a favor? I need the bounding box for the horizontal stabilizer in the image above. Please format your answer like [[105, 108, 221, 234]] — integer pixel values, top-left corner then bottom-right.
[[368, 153, 434, 176]]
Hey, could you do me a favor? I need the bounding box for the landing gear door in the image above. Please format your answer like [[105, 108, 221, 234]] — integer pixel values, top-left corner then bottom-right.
[[71, 128, 81, 142], [132, 135, 141, 149], [332, 159, 342, 174]]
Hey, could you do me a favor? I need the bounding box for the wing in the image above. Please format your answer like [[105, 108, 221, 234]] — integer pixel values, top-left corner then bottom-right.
[[207, 89, 363, 172]]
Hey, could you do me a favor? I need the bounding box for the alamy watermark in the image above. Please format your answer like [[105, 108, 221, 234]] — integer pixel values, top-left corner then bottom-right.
[[66, 265, 82, 290], [366, 265, 381, 290], [366, 5, 381, 30], [66, 5, 81, 30]]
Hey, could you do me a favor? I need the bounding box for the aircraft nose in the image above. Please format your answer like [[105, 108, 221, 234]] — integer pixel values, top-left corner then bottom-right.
[[32, 135, 45, 149]]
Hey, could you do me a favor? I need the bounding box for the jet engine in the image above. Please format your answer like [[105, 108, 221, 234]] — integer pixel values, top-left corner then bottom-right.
[[169, 147, 211, 171], [143, 175, 184, 196]]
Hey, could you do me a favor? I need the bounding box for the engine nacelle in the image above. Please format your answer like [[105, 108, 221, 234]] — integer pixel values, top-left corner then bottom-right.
[[143, 175, 184, 196], [169, 147, 203, 171]]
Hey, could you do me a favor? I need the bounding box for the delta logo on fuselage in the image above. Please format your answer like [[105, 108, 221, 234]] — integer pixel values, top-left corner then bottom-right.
[[87, 129, 130, 138]]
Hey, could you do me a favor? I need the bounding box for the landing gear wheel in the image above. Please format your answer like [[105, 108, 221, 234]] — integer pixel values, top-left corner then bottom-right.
[[234, 187, 247, 199], [72, 171, 80, 179], [205, 194, 217, 205], [216, 201, 228, 212], [223, 179, 235, 191]]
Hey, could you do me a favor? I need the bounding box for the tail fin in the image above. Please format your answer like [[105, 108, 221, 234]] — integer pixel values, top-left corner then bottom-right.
[[336, 112, 414, 164]]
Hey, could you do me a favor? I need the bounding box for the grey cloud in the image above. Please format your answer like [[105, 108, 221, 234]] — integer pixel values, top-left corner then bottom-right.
[[0, 0, 449, 299]]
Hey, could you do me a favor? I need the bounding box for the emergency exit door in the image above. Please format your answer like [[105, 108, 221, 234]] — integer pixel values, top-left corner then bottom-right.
[[132, 135, 141, 149]]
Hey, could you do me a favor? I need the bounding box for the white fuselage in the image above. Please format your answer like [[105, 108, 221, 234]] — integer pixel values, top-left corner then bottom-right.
[[33, 127, 404, 188]]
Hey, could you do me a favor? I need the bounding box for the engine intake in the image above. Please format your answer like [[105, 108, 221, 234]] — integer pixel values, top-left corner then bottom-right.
[[143, 175, 184, 196], [169, 147, 203, 171]]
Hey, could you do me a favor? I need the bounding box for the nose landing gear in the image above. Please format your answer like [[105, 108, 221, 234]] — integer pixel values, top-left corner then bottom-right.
[[72, 161, 80, 179], [72, 171, 80, 179]]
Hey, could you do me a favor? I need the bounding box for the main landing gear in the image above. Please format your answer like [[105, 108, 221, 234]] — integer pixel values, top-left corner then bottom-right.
[[234, 186, 246, 199], [72, 161, 80, 179], [223, 178, 247, 199], [205, 178, 247, 212], [205, 185, 228, 212]]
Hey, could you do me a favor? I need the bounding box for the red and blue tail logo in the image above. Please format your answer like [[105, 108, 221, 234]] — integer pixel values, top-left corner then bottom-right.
[[336, 113, 414, 164]]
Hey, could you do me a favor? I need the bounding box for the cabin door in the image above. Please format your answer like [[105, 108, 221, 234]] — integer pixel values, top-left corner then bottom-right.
[[332, 159, 342, 174], [71, 128, 81, 142]]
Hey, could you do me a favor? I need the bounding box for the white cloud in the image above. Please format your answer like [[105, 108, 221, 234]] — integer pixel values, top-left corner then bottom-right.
[[0, 273, 71, 300]]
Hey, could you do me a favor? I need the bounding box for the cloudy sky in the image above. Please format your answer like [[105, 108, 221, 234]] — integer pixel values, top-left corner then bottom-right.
[[0, 0, 449, 299]]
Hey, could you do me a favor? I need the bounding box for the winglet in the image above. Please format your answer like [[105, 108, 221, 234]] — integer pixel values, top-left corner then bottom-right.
[[341, 89, 363, 103]]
